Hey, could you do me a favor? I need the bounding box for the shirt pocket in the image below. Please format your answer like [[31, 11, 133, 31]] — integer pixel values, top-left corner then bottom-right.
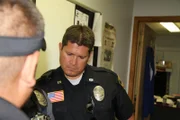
[[52, 101, 67, 119], [93, 99, 114, 120], [52, 101, 66, 112]]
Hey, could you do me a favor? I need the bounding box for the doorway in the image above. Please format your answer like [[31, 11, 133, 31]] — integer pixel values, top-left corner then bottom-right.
[[128, 16, 180, 120]]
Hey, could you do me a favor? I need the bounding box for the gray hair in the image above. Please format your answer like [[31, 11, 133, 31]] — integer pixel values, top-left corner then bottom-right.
[[0, 0, 44, 82], [0, 0, 44, 37]]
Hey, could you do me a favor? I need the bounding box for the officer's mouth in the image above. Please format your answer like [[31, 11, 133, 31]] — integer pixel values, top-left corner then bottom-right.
[[66, 68, 77, 72], [66, 66, 78, 70]]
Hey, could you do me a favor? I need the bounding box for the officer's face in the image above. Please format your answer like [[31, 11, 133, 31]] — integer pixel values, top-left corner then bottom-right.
[[59, 41, 90, 79]]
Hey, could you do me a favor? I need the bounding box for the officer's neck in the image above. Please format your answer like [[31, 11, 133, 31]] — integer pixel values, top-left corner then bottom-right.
[[64, 71, 85, 80], [65, 72, 84, 85]]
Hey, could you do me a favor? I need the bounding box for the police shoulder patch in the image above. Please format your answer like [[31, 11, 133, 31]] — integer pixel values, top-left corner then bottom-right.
[[33, 90, 47, 107], [118, 75, 124, 88]]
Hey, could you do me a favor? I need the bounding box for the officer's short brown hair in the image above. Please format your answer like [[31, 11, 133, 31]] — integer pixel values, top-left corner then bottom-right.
[[62, 25, 95, 54]]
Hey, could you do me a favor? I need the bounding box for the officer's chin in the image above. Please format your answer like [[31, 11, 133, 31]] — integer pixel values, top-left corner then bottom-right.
[[64, 72, 76, 79]]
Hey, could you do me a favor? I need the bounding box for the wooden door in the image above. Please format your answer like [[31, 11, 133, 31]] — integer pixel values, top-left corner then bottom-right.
[[134, 23, 156, 120]]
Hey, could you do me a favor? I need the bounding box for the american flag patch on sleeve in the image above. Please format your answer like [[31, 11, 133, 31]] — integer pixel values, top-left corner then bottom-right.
[[48, 90, 64, 103]]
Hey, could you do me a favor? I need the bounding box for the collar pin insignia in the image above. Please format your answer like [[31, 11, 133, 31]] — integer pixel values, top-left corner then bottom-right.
[[57, 80, 62, 84], [89, 78, 94, 82]]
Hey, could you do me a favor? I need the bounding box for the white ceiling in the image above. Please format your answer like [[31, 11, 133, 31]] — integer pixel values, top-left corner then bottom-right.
[[146, 22, 180, 35]]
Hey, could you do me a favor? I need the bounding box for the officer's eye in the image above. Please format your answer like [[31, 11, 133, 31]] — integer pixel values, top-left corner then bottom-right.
[[79, 56, 86, 59], [67, 52, 73, 56]]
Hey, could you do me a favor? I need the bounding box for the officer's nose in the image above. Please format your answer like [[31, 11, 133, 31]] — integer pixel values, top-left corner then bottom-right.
[[71, 56, 77, 65]]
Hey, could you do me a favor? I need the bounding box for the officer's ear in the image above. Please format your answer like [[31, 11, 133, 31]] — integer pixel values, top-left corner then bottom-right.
[[19, 51, 39, 87], [87, 51, 93, 64], [59, 42, 63, 51], [89, 51, 93, 59]]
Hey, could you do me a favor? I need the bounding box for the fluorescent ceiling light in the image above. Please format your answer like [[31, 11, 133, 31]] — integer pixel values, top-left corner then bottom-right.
[[160, 22, 180, 32]]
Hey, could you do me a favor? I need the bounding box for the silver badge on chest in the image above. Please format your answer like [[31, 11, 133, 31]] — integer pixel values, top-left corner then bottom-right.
[[93, 86, 105, 101]]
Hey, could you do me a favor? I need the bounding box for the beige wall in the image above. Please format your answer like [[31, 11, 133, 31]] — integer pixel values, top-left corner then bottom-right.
[[36, 0, 75, 78]]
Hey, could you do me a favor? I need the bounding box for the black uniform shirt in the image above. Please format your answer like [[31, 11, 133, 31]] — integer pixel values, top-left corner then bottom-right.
[[37, 65, 133, 120], [0, 98, 29, 120]]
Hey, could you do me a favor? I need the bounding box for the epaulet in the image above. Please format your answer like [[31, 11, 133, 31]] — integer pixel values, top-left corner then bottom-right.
[[91, 66, 118, 77], [91, 66, 125, 87], [36, 69, 55, 85]]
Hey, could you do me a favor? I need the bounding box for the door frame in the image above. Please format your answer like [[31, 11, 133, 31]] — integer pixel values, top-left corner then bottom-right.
[[128, 16, 180, 100], [128, 16, 180, 119]]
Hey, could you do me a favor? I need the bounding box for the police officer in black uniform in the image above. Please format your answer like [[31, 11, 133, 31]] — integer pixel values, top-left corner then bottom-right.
[[37, 25, 134, 120], [0, 0, 45, 120]]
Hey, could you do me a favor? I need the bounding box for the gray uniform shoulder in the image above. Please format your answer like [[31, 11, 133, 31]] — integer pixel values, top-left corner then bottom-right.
[[0, 98, 29, 120]]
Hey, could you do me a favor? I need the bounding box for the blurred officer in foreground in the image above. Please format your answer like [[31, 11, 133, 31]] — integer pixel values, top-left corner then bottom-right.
[[37, 25, 134, 120], [0, 0, 45, 119]]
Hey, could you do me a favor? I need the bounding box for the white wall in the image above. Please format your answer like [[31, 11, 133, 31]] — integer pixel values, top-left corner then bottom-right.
[[35, 0, 134, 91], [155, 35, 180, 95], [133, 0, 180, 16], [156, 51, 180, 95], [156, 35, 180, 49]]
